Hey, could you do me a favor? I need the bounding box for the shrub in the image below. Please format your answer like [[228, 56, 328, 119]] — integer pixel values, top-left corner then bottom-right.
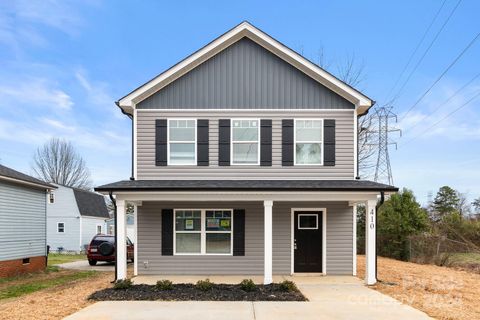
[[196, 279, 213, 291], [239, 279, 256, 292], [156, 279, 174, 291], [278, 280, 297, 292], [113, 279, 133, 290]]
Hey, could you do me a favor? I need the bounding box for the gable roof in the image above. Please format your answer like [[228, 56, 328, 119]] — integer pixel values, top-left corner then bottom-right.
[[72, 188, 109, 218], [0, 164, 55, 190], [117, 21, 374, 115]]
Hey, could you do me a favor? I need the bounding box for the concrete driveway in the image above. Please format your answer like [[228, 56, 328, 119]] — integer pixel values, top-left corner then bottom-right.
[[57, 260, 133, 272], [64, 276, 432, 320]]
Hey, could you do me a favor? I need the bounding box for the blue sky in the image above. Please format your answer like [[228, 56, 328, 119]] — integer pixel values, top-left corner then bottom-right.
[[0, 0, 479, 205]]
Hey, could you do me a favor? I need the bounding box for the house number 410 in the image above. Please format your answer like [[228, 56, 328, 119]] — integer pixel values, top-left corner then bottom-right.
[[369, 209, 375, 229]]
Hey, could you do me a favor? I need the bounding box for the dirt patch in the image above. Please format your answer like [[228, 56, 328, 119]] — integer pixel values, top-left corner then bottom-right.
[[357, 255, 480, 320], [90, 283, 306, 301], [0, 272, 114, 320]]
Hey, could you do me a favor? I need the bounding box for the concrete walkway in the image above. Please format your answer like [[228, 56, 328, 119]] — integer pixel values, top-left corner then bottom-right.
[[57, 260, 133, 272], [64, 276, 432, 320]]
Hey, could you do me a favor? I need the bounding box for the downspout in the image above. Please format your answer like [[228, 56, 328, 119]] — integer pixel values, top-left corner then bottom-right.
[[109, 191, 117, 283], [375, 191, 385, 280]]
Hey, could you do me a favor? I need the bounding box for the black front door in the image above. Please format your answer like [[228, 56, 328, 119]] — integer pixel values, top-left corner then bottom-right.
[[294, 211, 323, 272]]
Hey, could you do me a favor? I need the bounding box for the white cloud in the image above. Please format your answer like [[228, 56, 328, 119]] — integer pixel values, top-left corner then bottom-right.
[[0, 78, 73, 110], [40, 117, 74, 131]]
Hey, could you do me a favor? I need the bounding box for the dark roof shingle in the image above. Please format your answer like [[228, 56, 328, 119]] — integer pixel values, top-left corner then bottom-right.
[[72, 188, 109, 218], [0, 164, 55, 189], [95, 179, 398, 192]]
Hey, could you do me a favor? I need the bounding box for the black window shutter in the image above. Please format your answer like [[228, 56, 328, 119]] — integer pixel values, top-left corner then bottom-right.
[[260, 119, 272, 166], [233, 209, 245, 256], [161, 209, 173, 255], [155, 119, 168, 166], [324, 119, 336, 166], [282, 119, 294, 166], [218, 119, 230, 166], [197, 119, 209, 166]]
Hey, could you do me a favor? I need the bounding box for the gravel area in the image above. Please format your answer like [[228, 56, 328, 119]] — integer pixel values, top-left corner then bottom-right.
[[357, 255, 480, 320], [89, 283, 306, 301]]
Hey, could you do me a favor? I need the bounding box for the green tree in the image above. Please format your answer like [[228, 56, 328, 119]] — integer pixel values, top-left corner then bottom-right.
[[432, 186, 460, 219], [472, 197, 480, 214], [377, 189, 430, 260]]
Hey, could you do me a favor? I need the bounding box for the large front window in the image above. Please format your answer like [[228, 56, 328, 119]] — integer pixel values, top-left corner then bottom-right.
[[168, 119, 196, 165], [231, 119, 259, 165], [295, 119, 324, 165], [174, 209, 232, 255]]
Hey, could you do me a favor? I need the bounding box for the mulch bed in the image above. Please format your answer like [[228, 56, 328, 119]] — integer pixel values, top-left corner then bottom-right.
[[89, 283, 307, 301]]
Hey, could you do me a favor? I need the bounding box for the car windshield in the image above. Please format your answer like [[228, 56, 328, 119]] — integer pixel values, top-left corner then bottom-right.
[[90, 236, 114, 246]]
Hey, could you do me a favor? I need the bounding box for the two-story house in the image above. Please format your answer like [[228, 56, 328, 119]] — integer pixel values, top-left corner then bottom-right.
[[96, 22, 397, 285]]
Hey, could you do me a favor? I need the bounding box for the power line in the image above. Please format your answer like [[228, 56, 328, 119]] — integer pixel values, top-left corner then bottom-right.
[[401, 30, 480, 121], [383, 0, 447, 103], [387, 0, 463, 106], [402, 70, 480, 133], [401, 89, 480, 146]]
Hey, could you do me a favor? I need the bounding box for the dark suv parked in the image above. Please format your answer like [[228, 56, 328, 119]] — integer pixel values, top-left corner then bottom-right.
[[87, 234, 134, 266]]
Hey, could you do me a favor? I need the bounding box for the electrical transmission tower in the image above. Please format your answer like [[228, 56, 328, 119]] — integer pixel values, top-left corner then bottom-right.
[[369, 106, 401, 185]]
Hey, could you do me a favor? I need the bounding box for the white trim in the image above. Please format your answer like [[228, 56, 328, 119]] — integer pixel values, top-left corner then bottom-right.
[[118, 22, 372, 113], [352, 204, 357, 276], [133, 106, 138, 179], [290, 208, 327, 275], [0, 175, 54, 190], [293, 119, 324, 166], [133, 203, 138, 276], [136, 108, 356, 113], [230, 118, 260, 166], [297, 213, 319, 230], [167, 118, 197, 166], [57, 222, 65, 233], [264, 200, 273, 284], [173, 209, 233, 256], [353, 108, 358, 178], [365, 200, 376, 285], [116, 200, 127, 280], [79, 216, 82, 251]]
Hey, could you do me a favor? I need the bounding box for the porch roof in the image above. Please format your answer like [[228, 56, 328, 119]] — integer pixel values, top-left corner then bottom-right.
[[95, 179, 397, 193]]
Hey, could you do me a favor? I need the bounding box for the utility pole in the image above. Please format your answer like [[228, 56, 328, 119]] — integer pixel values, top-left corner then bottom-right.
[[369, 106, 401, 185]]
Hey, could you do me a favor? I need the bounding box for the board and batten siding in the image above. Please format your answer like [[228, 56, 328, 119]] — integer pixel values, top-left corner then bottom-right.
[[137, 110, 354, 179], [137, 201, 353, 275], [137, 38, 354, 110], [0, 180, 47, 261]]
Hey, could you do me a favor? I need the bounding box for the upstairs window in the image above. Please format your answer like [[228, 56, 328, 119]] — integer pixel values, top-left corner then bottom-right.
[[57, 222, 65, 233], [49, 192, 55, 204], [295, 119, 324, 165], [231, 119, 259, 165], [96, 225, 102, 234], [168, 119, 196, 165]]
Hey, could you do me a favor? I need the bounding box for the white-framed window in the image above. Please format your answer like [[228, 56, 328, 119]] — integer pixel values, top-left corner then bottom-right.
[[294, 119, 324, 165], [174, 209, 233, 255], [298, 214, 318, 230], [57, 222, 65, 233], [168, 119, 197, 165], [231, 119, 260, 165], [49, 192, 55, 204], [108, 225, 114, 235], [96, 224, 102, 234]]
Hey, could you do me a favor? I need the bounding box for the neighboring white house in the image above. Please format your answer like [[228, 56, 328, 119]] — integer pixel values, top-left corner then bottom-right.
[[105, 213, 135, 242], [47, 184, 109, 252]]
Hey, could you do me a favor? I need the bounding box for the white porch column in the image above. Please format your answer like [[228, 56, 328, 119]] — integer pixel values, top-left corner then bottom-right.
[[133, 203, 138, 276], [264, 200, 273, 285], [116, 199, 127, 280], [365, 200, 377, 285]]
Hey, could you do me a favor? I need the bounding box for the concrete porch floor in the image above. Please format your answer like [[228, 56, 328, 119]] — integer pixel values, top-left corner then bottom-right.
[[65, 276, 432, 320]]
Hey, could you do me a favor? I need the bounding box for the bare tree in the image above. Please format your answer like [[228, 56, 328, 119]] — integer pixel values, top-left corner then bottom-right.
[[32, 138, 92, 190]]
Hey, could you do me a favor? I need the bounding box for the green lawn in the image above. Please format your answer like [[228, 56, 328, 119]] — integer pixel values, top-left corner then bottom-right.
[[0, 269, 97, 300], [449, 252, 480, 264], [48, 253, 86, 266]]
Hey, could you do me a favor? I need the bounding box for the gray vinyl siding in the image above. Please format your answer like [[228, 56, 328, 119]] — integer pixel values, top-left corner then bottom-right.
[[137, 110, 354, 180], [137, 38, 353, 110], [0, 180, 47, 261], [137, 201, 352, 275]]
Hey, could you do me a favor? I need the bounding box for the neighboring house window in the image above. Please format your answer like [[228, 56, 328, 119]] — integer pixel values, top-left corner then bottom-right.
[[294, 119, 324, 165], [96, 225, 102, 234], [49, 192, 55, 204], [174, 209, 232, 255], [57, 222, 65, 233], [231, 119, 259, 165], [108, 225, 114, 235], [168, 119, 196, 165]]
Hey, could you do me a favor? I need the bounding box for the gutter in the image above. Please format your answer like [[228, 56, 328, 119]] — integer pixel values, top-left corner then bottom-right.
[[375, 191, 385, 281], [115, 101, 135, 181], [109, 191, 117, 283]]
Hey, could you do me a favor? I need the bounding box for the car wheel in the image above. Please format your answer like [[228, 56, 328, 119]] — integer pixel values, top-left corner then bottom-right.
[[88, 259, 97, 266]]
